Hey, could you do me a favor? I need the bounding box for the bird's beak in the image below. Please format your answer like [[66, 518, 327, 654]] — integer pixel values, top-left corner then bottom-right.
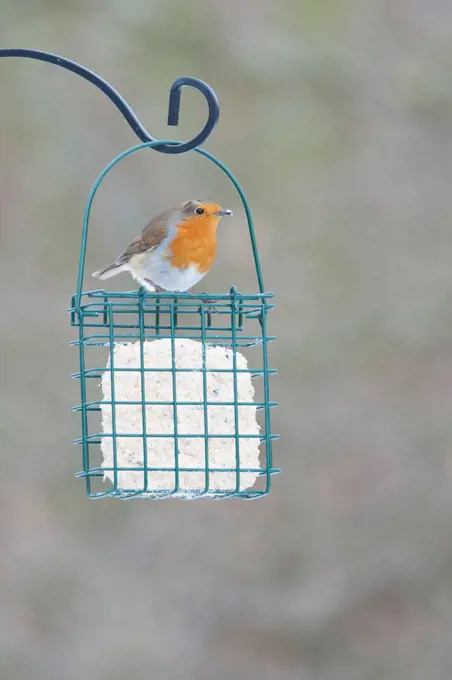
[[214, 209, 233, 217]]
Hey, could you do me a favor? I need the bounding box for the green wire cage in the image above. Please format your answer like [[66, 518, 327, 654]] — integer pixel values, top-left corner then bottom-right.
[[71, 141, 279, 498], [0, 48, 279, 499]]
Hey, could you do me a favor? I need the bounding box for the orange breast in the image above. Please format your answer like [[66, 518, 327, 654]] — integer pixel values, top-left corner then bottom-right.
[[168, 216, 219, 273]]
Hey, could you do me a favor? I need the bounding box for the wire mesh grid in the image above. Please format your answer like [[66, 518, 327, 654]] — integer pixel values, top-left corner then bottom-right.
[[69, 138, 279, 499], [70, 288, 279, 498]]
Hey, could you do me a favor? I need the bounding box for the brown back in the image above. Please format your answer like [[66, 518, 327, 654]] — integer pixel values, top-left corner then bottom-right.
[[115, 208, 173, 264]]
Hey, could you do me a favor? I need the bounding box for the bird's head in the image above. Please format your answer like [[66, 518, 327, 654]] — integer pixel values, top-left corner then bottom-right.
[[179, 200, 233, 230]]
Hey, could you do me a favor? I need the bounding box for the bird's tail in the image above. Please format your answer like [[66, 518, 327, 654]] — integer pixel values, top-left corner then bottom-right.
[[92, 263, 128, 280]]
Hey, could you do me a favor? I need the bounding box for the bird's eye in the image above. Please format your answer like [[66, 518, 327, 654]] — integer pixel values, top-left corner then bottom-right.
[[195, 207, 205, 215]]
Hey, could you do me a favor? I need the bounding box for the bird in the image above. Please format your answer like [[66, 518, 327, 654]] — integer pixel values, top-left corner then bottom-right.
[[92, 199, 233, 293]]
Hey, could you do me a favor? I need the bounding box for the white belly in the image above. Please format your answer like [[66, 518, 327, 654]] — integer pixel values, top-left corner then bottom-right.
[[128, 249, 206, 291]]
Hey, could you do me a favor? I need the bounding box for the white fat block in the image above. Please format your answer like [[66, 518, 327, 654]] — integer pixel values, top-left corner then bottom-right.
[[100, 338, 261, 496]]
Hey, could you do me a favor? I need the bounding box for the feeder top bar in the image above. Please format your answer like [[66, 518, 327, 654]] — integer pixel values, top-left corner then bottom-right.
[[0, 48, 219, 154]]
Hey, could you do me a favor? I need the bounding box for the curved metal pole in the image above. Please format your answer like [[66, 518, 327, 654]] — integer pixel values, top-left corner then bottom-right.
[[0, 48, 219, 153]]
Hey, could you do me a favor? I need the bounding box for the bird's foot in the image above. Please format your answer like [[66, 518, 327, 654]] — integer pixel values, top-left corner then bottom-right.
[[143, 279, 166, 293], [186, 289, 220, 314]]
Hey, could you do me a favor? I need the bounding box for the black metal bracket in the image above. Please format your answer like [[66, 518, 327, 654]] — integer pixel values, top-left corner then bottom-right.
[[0, 48, 219, 153]]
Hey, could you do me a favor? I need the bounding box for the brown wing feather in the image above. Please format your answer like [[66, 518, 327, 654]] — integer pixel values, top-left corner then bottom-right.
[[115, 209, 172, 265]]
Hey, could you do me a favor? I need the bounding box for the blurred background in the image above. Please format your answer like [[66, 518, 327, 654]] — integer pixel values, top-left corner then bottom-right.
[[2, 1, 452, 678]]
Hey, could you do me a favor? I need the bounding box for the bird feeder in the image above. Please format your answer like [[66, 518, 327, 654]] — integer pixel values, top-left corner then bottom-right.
[[1, 48, 280, 499]]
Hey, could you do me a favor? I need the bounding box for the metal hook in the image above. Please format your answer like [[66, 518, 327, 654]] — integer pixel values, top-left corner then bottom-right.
[[0, 48, 219, 153]]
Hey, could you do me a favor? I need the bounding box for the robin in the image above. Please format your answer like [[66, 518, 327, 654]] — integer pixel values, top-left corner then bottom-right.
[[92, 200, 233, 293]]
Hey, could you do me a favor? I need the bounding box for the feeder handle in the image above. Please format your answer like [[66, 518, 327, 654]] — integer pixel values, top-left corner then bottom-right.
[[0, 48, 219, 153], [75, 141, 267, 308]]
